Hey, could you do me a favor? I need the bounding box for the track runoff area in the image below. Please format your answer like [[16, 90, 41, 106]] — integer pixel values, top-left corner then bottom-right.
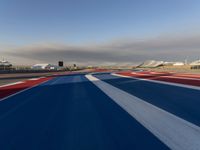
[[0, 71, 200, 150]]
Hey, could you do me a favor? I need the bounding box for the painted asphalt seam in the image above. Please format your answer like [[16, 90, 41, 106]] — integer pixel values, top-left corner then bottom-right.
[[86, 74, 200, 150], [112, 73, 200, 91]]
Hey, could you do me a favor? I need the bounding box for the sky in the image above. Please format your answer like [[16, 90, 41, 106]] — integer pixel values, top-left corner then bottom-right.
[[1, 0, 200, 65]]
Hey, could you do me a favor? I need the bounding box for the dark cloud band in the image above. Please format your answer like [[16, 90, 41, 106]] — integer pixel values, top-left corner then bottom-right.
[[2, 34, 200, 65]]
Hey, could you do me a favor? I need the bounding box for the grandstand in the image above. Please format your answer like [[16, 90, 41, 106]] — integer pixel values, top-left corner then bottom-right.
[[138, 60, 164, 68], [0, 60, 12, 70], [138, 60, 185, 68], [190, 60, 200, 69]]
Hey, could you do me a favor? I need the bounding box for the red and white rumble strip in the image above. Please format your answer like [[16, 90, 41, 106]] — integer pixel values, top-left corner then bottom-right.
[[0, 77, 52, 100], [115, 71, 200, 88]]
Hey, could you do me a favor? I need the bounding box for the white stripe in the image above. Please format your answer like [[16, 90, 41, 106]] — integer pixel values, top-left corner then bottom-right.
[[27, 77, 44, 81], [86, 74, 200, 150], [28, 78, 39, 81], [131, 72, 151, 76], [112, 73, 200, 91], [148, 71, 172, 75], [0, 81, 24, 88], [0, 78, 50, 101], [149, 72, 164, 74]]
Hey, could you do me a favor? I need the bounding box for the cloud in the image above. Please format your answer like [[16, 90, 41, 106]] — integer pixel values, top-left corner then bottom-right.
[[1, 33, 200, 65]]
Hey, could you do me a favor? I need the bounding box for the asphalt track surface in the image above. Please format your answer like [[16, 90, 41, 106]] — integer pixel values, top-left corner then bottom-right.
[[95, 73, 200, 126], [0, 72, 200, 150]]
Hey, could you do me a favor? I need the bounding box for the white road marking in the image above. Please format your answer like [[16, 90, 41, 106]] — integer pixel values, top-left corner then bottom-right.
[[131, 72, 152, 76], [0, 81, 24, 88], [27, 77, 45, 81], [131, 72, 137, 74], [0, 78, 50, 101], [148, 71, 173, 75], [0, 77, 45, 88], [86, 74, 200, 150], [28, 78, 39, 81], [113, 73, 200, 91], [149, 72, 165, 74]]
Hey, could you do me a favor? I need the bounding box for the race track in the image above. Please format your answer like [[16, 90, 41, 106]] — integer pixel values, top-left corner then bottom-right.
[[0, 72, 200, 150]]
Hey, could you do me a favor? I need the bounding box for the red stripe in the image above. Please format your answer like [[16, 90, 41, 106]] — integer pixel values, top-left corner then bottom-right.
[[0, 77, 52, 99], [117, 71, 200, 87]]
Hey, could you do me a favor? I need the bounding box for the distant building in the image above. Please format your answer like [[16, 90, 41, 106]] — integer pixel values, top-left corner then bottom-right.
[[190, 60, 200, 69], [138, 60, 164, 68], [172, 62, 185, 66], [31, 64, 59, 70], [163, 62, 185, 66], [0, 60, 12, 70], [138, 60, 185, 68]]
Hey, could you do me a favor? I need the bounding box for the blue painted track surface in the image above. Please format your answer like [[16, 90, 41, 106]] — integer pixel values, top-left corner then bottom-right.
[[94, 73, 200, 127], [0, 74, 168, 150]]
